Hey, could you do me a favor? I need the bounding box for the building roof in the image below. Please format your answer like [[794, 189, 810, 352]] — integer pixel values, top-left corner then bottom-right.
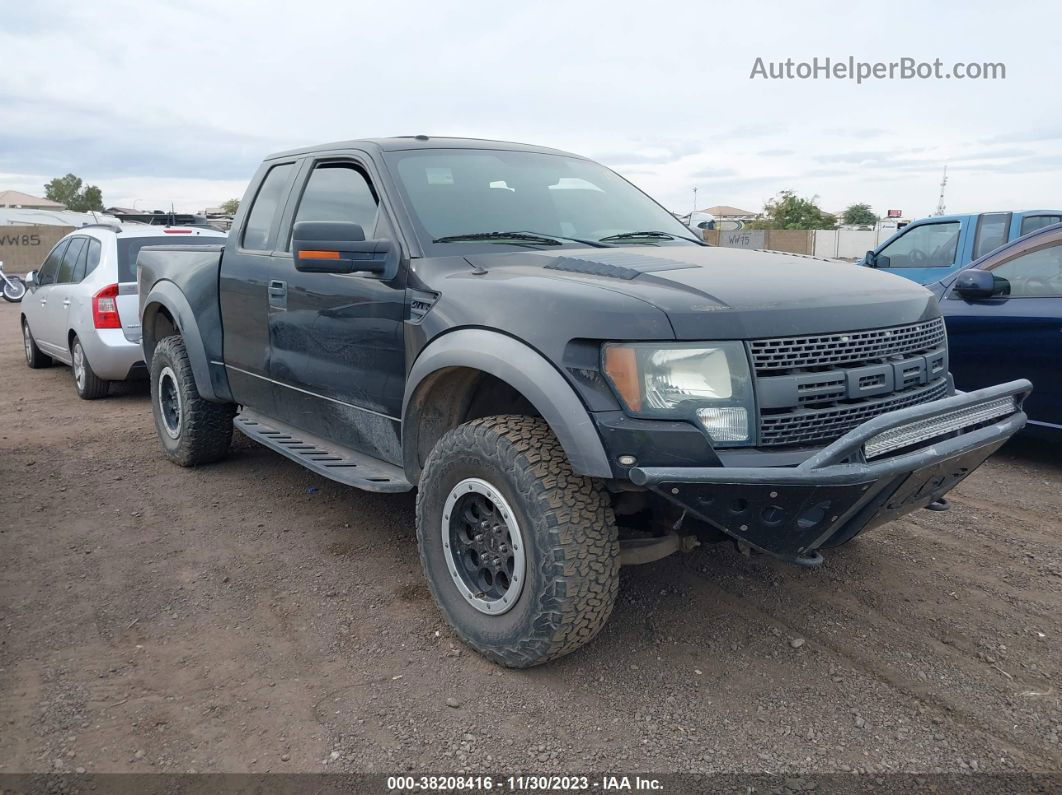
[[0, 208, 121, 227], [0, 190, 65, 209], [701, 205, 757, 217]]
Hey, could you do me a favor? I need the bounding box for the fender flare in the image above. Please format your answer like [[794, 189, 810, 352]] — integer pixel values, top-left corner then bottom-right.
[[140, 280, 220, 402], [402, 329, 613, 479]]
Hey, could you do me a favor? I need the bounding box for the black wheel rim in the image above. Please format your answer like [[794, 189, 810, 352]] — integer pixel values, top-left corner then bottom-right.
[[158, 366, 182, 439], [441, 478, 525, 615]]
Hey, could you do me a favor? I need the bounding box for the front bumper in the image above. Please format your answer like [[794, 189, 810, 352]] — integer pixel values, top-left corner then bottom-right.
[[628, 380, 1032, 566]]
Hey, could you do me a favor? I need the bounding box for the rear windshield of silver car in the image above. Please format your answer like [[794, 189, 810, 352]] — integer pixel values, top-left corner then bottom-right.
[[118, 236, 223, 282]]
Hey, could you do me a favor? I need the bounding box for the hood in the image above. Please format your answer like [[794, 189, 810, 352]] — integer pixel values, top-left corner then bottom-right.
[[464, 245, 940, 340]]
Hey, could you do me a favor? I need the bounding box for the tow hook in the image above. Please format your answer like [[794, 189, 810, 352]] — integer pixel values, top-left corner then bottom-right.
[[925, 497, 951, 512]]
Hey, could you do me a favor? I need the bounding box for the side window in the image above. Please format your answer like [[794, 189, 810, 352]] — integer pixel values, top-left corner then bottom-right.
[[289, 163, 382, 248], [87, 239, 102, 277], [988, 244, 1062, 298], [241, 163, 294, 251], [1020, 215, 1061, 236], [38, 239, 70, 286], [71, 237, 95, 282], [57, 237, 87, 284], [878, 222, 960, 268], [973, 213, 1011, 259]]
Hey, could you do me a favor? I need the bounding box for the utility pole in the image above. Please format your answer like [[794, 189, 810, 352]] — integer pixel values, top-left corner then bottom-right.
[[934, 166, 948, 216], [692, 186, 698, 217]]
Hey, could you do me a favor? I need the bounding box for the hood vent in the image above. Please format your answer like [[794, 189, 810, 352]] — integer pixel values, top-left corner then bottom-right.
[[541, 251, 694, 281]]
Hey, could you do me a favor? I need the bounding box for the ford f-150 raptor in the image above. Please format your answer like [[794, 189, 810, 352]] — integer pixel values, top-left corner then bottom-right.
[[137, 136, 1031, 667]]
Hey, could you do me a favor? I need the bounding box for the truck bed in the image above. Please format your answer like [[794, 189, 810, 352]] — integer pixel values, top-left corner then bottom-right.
[[137, 243, 228, 399]]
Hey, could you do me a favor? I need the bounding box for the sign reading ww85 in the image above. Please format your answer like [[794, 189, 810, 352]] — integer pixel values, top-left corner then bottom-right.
[[0, 226, 75, 270]]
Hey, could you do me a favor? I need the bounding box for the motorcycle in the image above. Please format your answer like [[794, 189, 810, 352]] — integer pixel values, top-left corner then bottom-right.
[[1, 261, 27, 303]]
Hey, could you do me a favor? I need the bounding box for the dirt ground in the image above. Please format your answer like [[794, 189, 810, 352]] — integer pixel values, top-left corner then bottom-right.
[[1, 299, 1060, 777]]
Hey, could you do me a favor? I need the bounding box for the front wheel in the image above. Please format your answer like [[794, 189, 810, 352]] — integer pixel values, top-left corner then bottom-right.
[[2, 277, 26, 303], [416, 415, 620, 668], [150, 335, 235, 466]]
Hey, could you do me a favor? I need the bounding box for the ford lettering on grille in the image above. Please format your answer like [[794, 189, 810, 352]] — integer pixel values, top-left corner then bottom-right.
[[749, 318, 950, 448]]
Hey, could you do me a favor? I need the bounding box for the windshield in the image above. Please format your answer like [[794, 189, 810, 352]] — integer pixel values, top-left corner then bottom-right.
[[385, 149, 700, 252]]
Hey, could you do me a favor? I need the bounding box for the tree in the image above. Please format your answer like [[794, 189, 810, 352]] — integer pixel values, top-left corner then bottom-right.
[[841, 203, 878, 226], [220, 198, 240, 215], [43, 174, 105, 212], [751, 190, 836, 230]]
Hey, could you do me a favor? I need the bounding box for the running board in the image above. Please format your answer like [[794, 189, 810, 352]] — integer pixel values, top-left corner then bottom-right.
[[234, 410, 412, 493]]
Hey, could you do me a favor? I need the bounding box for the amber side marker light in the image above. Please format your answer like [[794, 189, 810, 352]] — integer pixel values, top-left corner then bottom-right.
[[603, 346, 642, 412], [300, 250, 341, 260]]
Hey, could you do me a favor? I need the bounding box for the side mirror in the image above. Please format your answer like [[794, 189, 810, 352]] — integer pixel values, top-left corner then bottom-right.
[[25, 270, 37, 290], [292, 221, 395, 277], [953, 269, 1002, 300], [864, 250, 877, 267]]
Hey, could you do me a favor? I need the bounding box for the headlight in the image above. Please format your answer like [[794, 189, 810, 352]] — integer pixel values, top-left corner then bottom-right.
[[602, 341, 755, 445]]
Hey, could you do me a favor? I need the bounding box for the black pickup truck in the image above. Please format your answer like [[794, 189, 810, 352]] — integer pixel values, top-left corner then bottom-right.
[[138, 136, 1031, 667]]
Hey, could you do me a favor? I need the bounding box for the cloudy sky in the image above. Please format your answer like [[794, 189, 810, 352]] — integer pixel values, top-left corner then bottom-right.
[[3, 0, 1060, 219]]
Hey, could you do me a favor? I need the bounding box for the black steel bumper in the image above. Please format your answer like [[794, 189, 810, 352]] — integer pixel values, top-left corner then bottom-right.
[[628, 380, 1032, 566]]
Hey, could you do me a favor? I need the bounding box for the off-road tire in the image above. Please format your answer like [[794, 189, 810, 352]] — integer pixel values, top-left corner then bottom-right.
[[21, 320, 52, 369], [71, 336, 109, 399], [150, 335, 235, 466], [416, 415, 620, 667]]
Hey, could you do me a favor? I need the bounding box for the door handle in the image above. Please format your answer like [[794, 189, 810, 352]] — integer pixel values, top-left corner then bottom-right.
[[268, 279, 287, 309], [62, 299, 71, 307], [40, 298, 46, 306]]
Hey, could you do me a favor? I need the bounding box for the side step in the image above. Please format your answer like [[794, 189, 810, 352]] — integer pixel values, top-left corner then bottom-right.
[[234, 410, 413, 493]]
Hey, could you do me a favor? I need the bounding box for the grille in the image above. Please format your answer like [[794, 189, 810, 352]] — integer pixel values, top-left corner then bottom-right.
[[760, 379, 949, 447], [750, 318, 946, 373]]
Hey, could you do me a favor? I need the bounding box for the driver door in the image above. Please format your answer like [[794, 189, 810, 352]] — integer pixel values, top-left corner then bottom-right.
[[874, 220, 962, 283], [268, 156, 407, 464], [943, 239, 1062, 430]]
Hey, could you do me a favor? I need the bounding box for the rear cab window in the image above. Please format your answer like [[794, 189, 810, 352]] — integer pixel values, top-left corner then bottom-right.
[[117, 235, 223, 282], [972, 212, 1012, 259], [241, 163, 296, 251], [1020, 214, 1062, 236]]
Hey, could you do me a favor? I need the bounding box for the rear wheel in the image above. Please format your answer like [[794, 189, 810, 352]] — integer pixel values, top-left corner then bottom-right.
[[71, 337, 109, 400], [416, 415, 620, 668], [150, 335, 235, 466], [21, 320, 52, 369]]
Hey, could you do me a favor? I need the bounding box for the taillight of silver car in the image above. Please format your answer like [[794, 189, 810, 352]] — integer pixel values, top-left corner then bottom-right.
[[92, 284, 121, 329]]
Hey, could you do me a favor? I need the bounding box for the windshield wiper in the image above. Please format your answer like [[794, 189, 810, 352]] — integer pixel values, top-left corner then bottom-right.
[[598, 230, 678, 242], [433, 231, 609, 248], [433, 231, 563, 246]]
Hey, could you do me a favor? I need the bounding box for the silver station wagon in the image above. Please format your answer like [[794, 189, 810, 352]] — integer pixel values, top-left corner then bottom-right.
[[20, 223, 226, 398]]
